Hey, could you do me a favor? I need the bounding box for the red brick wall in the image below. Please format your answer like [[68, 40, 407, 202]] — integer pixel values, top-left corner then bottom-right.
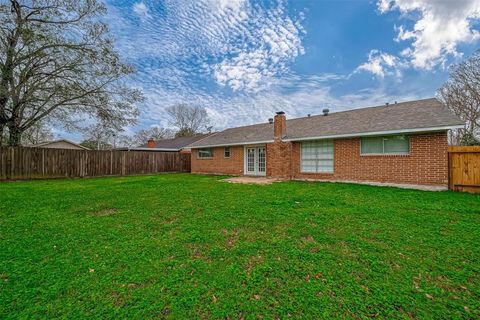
[[291, 132, 448, 186], [191, 146, 244, 175]]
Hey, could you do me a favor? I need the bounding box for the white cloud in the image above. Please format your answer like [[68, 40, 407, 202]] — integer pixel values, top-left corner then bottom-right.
[[133, 2, 150, 18], [378, 0, 480, 69], [108, 0, 304, 93], [210, 2, 305, 92], [213, 0, 246, 12], [356, 50, 401, 78]]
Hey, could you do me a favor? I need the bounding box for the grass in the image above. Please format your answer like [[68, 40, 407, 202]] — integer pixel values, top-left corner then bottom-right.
[[0, 174, 479, 319]]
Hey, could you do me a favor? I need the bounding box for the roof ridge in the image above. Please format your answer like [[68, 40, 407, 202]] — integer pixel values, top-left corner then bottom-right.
[[30, 139, 90, 150], [157, 133, 209, 142], [288, 98, 438, 122], [187, 132, 219, 145]]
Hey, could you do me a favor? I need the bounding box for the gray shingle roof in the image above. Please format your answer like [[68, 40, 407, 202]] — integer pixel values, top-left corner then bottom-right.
[[188, 98, 464, 148], [138, 134, 213, 150]]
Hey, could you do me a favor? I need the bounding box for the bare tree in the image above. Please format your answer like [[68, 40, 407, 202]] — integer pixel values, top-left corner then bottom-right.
[[81, 122, 119, 150], [120, 126, 174, 147], [21, 119, 53, 145], [0, 0, 142, 146], [438, 50, 480, 145], [166, 103, 210, 137]]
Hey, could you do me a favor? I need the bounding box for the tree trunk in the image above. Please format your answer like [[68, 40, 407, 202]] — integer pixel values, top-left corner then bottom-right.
[[7, 125, 22, 146], [0, 126, 4, 147]]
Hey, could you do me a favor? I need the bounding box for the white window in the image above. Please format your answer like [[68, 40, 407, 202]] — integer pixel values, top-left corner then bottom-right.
[[197, 148, 213, 158], [301, 140, 334, 173], [224, 147, 231, 158], [361, 135, 409, 155]]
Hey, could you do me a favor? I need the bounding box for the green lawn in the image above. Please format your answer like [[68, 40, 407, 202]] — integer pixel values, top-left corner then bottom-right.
[[1, 174, 479, 319]]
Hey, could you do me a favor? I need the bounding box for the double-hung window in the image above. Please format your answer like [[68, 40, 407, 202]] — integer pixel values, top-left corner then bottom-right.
[[300, 140, 334, 173], [361, 135, 409, 155], [224, 147, 231, 158]]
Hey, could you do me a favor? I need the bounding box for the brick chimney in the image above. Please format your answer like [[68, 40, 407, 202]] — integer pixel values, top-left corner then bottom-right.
[[147, 138, 156, 148], [274, 111, 286, 140]]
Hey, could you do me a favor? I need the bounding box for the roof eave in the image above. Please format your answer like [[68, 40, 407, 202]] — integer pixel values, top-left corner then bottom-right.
[[189, 140, 275, 149]]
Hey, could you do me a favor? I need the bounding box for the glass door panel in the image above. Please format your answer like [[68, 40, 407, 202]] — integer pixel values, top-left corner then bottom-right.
[[246, 148, 256, 174], [257, 147, 266, 174]]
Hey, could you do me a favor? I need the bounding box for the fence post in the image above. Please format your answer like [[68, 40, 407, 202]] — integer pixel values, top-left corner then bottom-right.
[[41, 148, 45, 177], [122, 152, 126, 176], [9, 147, 14, 179], [448, 151, 452, 190]]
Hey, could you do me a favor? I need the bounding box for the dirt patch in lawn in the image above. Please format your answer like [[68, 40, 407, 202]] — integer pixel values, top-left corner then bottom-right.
[[90, 208, 118, 217]]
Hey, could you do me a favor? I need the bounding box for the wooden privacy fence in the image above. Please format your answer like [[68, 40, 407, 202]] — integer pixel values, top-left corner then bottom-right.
[[0, 147, 191, 180], [448, 146, 480, 193]]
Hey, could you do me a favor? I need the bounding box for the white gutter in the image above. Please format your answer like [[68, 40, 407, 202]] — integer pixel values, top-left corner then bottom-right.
[[127, 147, 180, 151], [189, 140, 274, 149], [282, 125, 464, 142]]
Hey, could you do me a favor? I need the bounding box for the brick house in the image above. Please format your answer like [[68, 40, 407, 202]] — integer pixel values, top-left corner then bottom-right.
[[187, 98, 464, 187]]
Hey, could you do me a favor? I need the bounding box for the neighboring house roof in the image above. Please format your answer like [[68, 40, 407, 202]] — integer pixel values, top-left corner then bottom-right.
[[130, 133, 213, 151], [29, 139, 90, 150], [188, 98, 464, 148]]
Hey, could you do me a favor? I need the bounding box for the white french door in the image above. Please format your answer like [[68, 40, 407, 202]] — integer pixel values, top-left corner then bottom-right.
[[245, 146, 266, 176]]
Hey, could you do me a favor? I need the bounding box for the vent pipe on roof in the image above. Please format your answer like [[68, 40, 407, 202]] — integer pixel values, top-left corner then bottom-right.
[[307, 114, 311, 117], [268, 118, 274, 124], [386, 102, 390, 106], [322, 108, 329, 116]]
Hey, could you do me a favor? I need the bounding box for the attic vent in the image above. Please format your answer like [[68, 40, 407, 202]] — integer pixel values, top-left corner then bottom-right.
[[307, 114, 311, 117], [268, 118, 274, 124], [386, 102, 390, 106], [322, 108, 329, 116]]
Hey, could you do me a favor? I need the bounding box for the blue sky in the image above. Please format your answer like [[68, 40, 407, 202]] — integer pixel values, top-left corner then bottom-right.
[[66, 0, 480, 139]]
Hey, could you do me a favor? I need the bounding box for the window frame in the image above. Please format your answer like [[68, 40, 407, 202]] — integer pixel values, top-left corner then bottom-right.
[[360, 135, 410, 156], [300, 140, 334, 174], [224, 147, 231, 158], [197, 148, 214, 159]]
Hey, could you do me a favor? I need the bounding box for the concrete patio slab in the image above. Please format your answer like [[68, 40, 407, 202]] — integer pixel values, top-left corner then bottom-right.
[[293, 178, 448, 191], [223, 177, 282, 185], [223, 176, 447, 191]]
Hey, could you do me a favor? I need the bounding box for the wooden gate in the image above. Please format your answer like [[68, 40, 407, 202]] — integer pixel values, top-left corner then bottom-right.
[[448, 146, 480, 193]]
